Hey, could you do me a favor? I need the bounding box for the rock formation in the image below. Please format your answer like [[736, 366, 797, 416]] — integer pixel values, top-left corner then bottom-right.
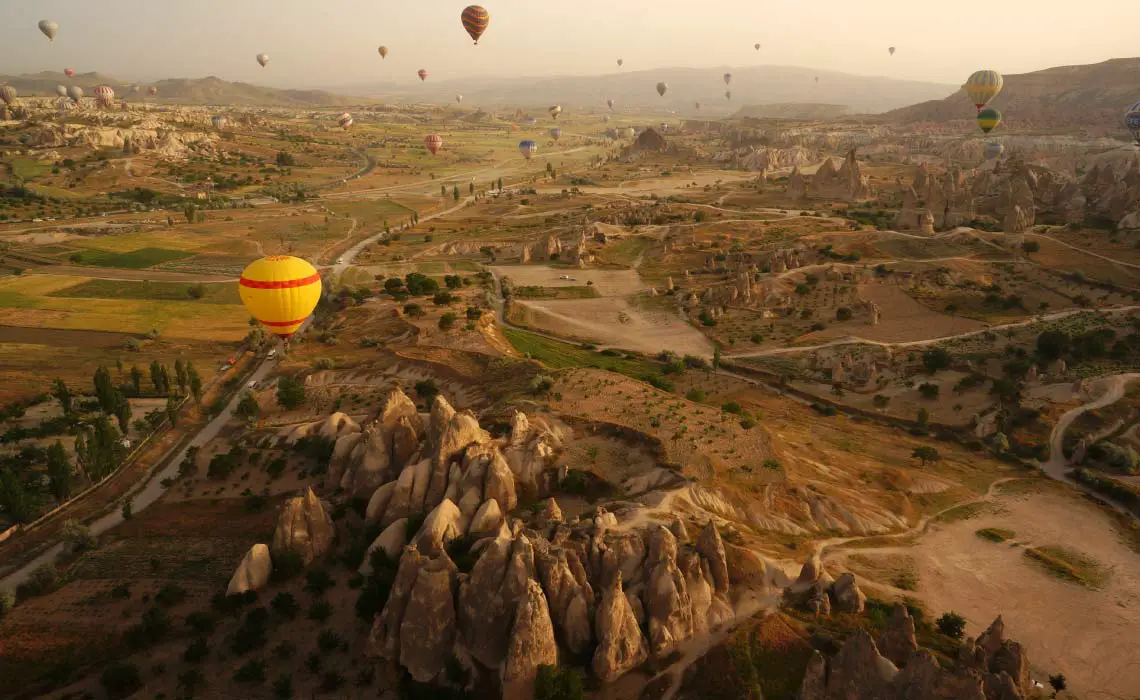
[[592, 572, 649, 682], [271, 488, 335, 565], [226, 543, 272, 595], [503, 579, 560, 693]]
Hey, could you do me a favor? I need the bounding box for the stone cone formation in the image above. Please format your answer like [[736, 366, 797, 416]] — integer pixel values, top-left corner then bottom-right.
[[353, 390, 736, 686], [271, 487, 335, 565], [226, 543, 272, 596]]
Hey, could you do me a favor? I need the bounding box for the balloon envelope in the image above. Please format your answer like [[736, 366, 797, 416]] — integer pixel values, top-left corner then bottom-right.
[[725, 90, 732, 100], [607, 99, 614, 110], [212, 116, 227, 130], [1124, 102, 1140, 144], [519, 139, 537, 160], [889, 46, 896, 55], [656, 82, 667, 97], [148, 86, 158, 96], [257, 54, 270, 67], [455, 95, 463, 104], [418, 69, 429, 81], [754, 43, 761, 50], [94, 85, 115, 108], [0, 87, 16, 106], [239, 256, 322, 339], [461, 5, 490, 44], [984, 142, 1004, 159], [66, 85, 83, 104], [549, 105, 562, 119], [378, 46, 389, 59], [64, 68, 74, 77], [966, 70, 1003, 109], [55, 85, 67, 97], [425, 134, 443, 155], [38, 20, 58, 42], [550, 128, 561, 141], [617, 58, 623, 67], [976, 107, 1002, 134], [723, 73, 732, 86], [338, 113, 353, 129]]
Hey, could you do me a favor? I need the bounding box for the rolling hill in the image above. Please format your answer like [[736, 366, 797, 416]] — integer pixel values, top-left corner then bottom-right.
[[0, 72, 355, 107], [882, 57, 1140, 132]]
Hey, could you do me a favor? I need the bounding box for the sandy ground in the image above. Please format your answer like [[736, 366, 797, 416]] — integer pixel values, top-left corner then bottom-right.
[[491, 265, 646, 297], [514, 296, 714, 358], [875, 485, 1140, 698], [852, 284, 987, 343]]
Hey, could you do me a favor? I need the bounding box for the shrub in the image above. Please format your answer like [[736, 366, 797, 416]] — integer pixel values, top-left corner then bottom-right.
[[438, 312, 458, 330], [274, 674, 294, 699], [530, 374, 555, 394], [721, 401, 743, 415], [271, 549, 304, 581], [271, 592, 299, 619], [101, 662, 142, 699], [183, 637, 210, 663], [535, 664, 585, 700], [234, 659, 266, 684], [273, 640, 297, 660], [836, 307, 853, 321], [922, 348, 952, 374], [309, 599, 332, 622], [403, 303, 424, 317], [918, 383, 940, 400], [304, 569, 334, 597], [317, 629, 344, 653], [936, 611, 966, 639], [685, 388, 706, 402], [155, 584, 187, 607], [872, 394, 890, 408], [185, 611, 215, 635]]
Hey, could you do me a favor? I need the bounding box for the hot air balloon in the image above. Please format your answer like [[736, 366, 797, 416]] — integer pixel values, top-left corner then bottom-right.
[[378, 46, 389, 59], [976, 107, 1001, 134], [38, 20, 58, 42], [966, 70, 1003, 110], [725, 90, 732, 100], [550, 128, 562, 142], [519, 139, 537, 160], [418, 69, 429, 81], [94, 85, 115, 109], [148, 86, 158, 96], [338, 113, 354, 130], [212, 115, 227, 131], [814, 77, 819, 84], [461, 5, 490, 44], [694, 101, 701, 111], [659, 122, 669, 132], [723, 73, 733, 86], [1125, 102, 1140, 146], [425, 133, 443, 155], [239, 256, 322, 340], [455, 95, 463, 104], [55, 85, 67, 98], [549, 105, 562, 120], [130, 84, 141, 94], [621, 127, 636, 139], [56, 98, 70, 118], [889, 46, 896, 56], [607, 99, 615, 110], [64, 68, 75, 78], [656, 82, 668, 97], [754, 43, 761, 51], [984, 141, 1005, 160], [66, 85, 84, 105], [603, 115, 610, 123], [255, 54, 270, 68], [0, 87, 16, 107], [617, 58, 624, 68]]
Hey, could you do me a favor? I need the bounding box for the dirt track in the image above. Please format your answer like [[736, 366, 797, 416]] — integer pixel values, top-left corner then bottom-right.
[[0, 325, 138, 348]]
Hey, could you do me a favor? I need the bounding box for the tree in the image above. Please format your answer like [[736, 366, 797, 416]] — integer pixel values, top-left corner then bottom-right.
[[414, 379, 440, 406], [275, 150, 295, 167], [469, 182, 475, 195], [935, 611, 967, 640], [51, 378, 72, 415], [1036, 330, 1070, 361], [444, 274, 462, 289], [836, 307, 853, 321], [76, 415, 124, 481], [497, 177, 503, 191], [113, 390, 132, 433], [452, 185, 460, 201], [174, 359, 188, 393], [184, 203, 197, 224], [872, 394, 890, 409], [178, 668, 205, 697], [236, 392, 260, 421], [1048, 674, 1066, 695], [440, 184, 447, 197], [166, 397, 180, 427], [712, 346, 722, 373], [277, 375, 306, 410], [122, 500, 133, 520], [149, 361, 166, 394], [918, 383, 940, 400], [129, 365, 143, 395], [922, 348, 952, 374], [94, 365, 116, 413], [187, 362, 202, 405], [0, 468, 32, 522], [101, 662, 142, 699], [439, 312, 458, 330], [916, 407, 930, 426], [912, 446, 942, 465], [403, 303, 424, 318], [433, 291, 454, 306], [46, 441, 72, 501], [1021, 240, 1040, 254]]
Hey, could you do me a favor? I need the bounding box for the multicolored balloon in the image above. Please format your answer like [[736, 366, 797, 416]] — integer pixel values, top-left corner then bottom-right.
[[378, 46, 389, 59], [257, 54, 270, 67], [621, 127, 635, 139], [55, 85, 68, 98], [338, 113, 354, 130], [607, 98, 615, 110], [130, 84, 141, 94], [239, 256, 322, 339], [212, 115, 227, 130], [461, 5, 490, 44], [1125, 102, 1140, 146], [656, 82, 667, 97], [38, 20, 58, 42], [966, 70, 1003, 110], [550, 127, 561, 142], [976, 107, 1001, 134], [519, 139, 537, 160], [984, 141, 1004, 160], [94, 85, 115, 109], [549, 105, 562, 119], [425, 133, 443, 155], [418, 69, 429, 81], [148, 86, 158, 96], [66, 85, 84, 105], [0, 87, 16, 107], [455, 94, 463, 104], [64, 68, 75, 77]]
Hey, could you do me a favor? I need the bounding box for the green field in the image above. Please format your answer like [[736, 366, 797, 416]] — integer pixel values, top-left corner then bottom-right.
[[503, 327, 659, 377], [62, 247, 195, 269], [1023, 545, 1109, 589], [514, 285, 599, 300], [8, 157, 53, 181], [50, 279, 242, 304]]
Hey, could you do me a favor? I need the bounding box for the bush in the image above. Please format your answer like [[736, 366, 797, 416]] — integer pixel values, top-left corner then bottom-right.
[[183, 637, 210, 663], [918, 383, 940, 400], [305, 569, 334, 597], [432, 291, 455, 306], [101, 662, 143, 699], [535, 664, 584, 700], [185, 611, 215, 635], [721, 401, 743, 415], [274, 674, 294, 699], [922, 348, 951, 373], [685, 388, 706, 402], [271, 592, 299, 619], [414, 379, 439, 406], [936, 611, 967, 639], [644, 374, 674, 393], [836, 307, 853, 321], [234, 659, 266, 684], [271, 549, 304, 581], [403, 303, 424, 318], [125, 606, 171, 650], [276, 374, 306, 410], [309, 599, 332, 622], [438, 312, 458, 330], [155, 584, 187, 607], [530, 374, 555, 394], [317, 629, 344, 653]]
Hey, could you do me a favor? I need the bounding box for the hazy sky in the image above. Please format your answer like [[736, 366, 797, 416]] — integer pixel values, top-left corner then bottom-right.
[[3, 1, 1137, 87]]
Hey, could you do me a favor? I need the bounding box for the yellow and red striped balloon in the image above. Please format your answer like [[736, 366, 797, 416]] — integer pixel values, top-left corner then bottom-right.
[[239, 256, 322, 339], [461, 5, 490, 44]]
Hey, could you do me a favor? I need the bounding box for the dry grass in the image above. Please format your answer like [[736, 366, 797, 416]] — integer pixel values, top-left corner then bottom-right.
[[1023, 545, 1110, 589]]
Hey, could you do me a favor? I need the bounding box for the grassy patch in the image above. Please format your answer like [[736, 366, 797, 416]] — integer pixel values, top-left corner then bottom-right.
[[975, 527, 1015, 543], [62, 247, 195, 269], [502, 327, 659, 377], [49, 279, 241, 304], [513, 285, 600, 300], [8, 157, 53, 180], [937, 501, 1002, 524], [1023, 545, 1110, 589]]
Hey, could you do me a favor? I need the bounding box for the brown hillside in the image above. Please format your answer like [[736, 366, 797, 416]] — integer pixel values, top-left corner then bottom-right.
[[882, 57, 1140, 133]]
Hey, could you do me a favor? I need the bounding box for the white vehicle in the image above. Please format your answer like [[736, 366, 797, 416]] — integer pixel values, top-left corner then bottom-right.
[[247, 380, 258, 389], [266, 349, 277, 358], [558, 275, 570, 280], [336, 258, 345, 265]]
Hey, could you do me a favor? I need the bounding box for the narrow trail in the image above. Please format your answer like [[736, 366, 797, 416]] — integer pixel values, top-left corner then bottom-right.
[[1026, 231, 1140, 272]]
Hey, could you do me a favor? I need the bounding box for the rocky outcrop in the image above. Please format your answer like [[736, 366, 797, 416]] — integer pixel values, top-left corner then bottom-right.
[[877, 604, 918, 667], [503, 579, 559, 692], [696, 522, 729, 595], [458, 533, 536, 668], [360, 518, 408, 575], [410, 498, 464, 556], [828, 572, 866, 614], [370, 546, 428, 659], [398, 555, 459, 683], [592, 572, 649, 682], [535, 544, 594, 654], [226, 544, 272, 595], [271, 488, 335, 565], [644, 526, 694, 656]]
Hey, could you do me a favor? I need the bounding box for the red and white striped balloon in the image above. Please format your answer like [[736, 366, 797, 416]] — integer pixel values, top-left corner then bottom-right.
[[94, 85, 115, 108], [424, 134, 443, 155], [337, 113, 353, 130]]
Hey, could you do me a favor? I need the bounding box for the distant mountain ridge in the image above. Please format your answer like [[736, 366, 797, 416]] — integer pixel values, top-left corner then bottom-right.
[[730, 103, 851, 120], [0, 72, 354, 107], [882, 57, 1140, 132]]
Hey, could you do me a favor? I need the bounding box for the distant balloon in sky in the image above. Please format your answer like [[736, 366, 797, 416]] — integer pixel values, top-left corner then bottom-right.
[[425, 133, 443, 155], [338, 113, 354, 129], [725, 90, 732, 100], [694, 101, 701, 111], [1125, 102, 1140, 146], [67, 85, 84, 104], [814, 76, 819, 84], [607, 99, 614, 110], [617, 58, 623, 67], [378, 46, 389, 59], [754, 43, 761, 51], [461, 6, 490, 44], [603, 115, 610, 123], [0, 87, 16, 107], [519, 139, 537, 160], [64, 68, 75, 78], [418, 69, 429, 81], [550, 127, 561, 142], [656, 82, 667, 97], [621, 127, 635, 139], [257, 54, 270, 67], [976, 107, 1001, 134], [55, 85, 67, 98], [966, 70, 1003, 110], [455, 94, 463, 104], [94, 85, 115, 109], [889, 46, 896, 56], [549, 105, 562, 119], [984, 141, 1004, 159], [723, 73, 732, 86], [148, 86, 158, 96], [130, 84, 141, 94], [38, 20, 58, 42]]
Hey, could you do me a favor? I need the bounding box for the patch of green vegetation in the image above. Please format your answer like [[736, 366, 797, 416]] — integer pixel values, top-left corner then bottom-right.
[[50, 279, 241, 304], [502, 327, 658, 378], [63, 247, 195, 269], [513, 285, 600, 300], [1023, 545, 1109, 589], [9, 158, 53, 181], [937, 501, 1002, 524], [975, 528, 1015, 543]]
